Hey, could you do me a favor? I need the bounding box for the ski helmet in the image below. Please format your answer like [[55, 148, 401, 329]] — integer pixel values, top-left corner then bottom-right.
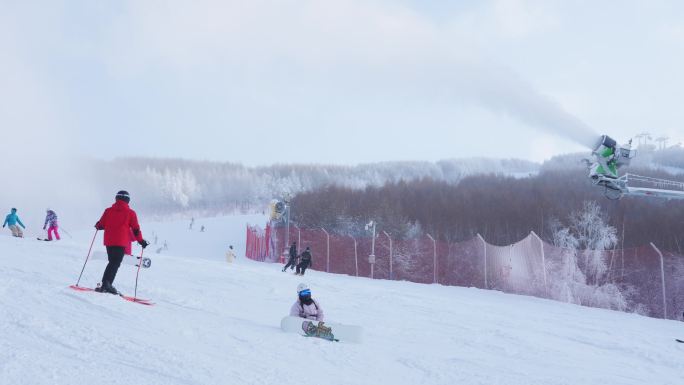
[[297, 283, 310, 294], [115, 190, 130, 203]]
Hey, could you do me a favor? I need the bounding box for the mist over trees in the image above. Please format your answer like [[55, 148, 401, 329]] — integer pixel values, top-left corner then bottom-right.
[[90, 157, 538, 216]]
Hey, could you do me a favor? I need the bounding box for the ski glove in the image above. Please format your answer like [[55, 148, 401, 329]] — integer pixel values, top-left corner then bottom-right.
[[138, 239, 150, 249]]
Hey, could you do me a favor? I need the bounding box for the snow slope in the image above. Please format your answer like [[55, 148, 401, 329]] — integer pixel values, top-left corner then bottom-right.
[[1, 215, 683, 385]]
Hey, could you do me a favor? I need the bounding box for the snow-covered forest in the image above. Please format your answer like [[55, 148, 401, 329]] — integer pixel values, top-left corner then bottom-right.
[[89, 157, 538, 215]]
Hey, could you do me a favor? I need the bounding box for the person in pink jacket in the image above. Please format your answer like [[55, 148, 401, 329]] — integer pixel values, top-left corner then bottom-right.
[[289, 283, 324, 321], [43, 209, 60, 241]]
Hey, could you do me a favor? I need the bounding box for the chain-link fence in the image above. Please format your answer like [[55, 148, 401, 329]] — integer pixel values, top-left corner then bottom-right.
[[245, 223, 684, 320]]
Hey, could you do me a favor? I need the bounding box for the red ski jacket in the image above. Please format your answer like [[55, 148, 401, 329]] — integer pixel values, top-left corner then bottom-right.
[[95, 200, 144, 247]]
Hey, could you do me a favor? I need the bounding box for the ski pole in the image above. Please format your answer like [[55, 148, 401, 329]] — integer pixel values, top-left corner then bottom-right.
[[134, 248, 145, 300], [60, 227, 74, 239], [75, 230, 98, 287]]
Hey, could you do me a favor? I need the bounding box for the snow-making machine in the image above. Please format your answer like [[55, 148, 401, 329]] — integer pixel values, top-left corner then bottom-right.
[[587, 135, 684, 200]]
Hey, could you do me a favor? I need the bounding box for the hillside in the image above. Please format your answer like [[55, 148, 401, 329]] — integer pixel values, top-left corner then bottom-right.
[[1, 215, 683, 385]]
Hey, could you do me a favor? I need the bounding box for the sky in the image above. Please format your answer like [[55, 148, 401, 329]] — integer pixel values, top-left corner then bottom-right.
[[2, 0, 684, 168]]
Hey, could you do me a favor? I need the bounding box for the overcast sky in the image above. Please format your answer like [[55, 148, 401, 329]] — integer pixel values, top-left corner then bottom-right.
[[2, 0, 684, 166]]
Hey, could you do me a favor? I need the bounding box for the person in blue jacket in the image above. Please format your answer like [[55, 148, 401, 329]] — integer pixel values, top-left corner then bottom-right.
[[3, 208, 26, 238]]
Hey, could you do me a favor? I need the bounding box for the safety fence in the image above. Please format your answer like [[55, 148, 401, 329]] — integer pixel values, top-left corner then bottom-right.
[[245, 223, 684, 320]]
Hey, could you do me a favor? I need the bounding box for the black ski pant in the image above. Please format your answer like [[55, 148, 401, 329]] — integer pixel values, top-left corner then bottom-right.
[[296, 261, 310, 275], [284, 257, 297, 270], [102, 246, 125, 285]]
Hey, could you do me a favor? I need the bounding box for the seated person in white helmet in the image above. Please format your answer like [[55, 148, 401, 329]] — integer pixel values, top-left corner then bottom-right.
[[289, 283, 324, 321]]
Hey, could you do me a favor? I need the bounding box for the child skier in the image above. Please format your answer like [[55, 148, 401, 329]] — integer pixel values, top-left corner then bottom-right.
[[296, 246, 312, 275], [3, 208, 26, 237], [43, 209, 60, 241], [282, 241, 298, 272], [226, 245, 236, 263], [289, 283, 324, 321], [94, 191, 149, 294]]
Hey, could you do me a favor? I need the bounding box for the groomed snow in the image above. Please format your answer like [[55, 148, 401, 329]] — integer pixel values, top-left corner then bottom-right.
[[1, 215, 683, 385]]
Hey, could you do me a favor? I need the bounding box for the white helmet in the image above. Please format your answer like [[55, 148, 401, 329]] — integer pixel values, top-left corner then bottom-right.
[[296, 283, 309, 294]]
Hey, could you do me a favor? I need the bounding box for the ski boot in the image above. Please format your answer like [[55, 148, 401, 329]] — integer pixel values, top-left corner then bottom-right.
[[96, 280, 119, 295]]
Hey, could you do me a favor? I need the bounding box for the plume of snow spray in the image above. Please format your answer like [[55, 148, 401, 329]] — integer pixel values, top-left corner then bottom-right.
[[464, 65, 599, 149]]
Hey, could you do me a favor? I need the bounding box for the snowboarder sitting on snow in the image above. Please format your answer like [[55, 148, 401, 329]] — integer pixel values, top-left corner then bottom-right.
[[290, 283, 324, 321], [94, 191, 149, 294], [3, 208, 26, 238], [296, 246, 312, 275], [43, 209, 60, 241], [282, 241, 298, 272]]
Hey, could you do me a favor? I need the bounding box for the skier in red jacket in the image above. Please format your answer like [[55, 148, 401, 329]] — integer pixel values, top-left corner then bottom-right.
[[94, 191, 149, 294]]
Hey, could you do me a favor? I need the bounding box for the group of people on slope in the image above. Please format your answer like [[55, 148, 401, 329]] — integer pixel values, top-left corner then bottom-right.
[[96, 191, 324, 322], [4, 191, 326, 323], [3, 208, 61, 241], [282, 241, 313, 275]]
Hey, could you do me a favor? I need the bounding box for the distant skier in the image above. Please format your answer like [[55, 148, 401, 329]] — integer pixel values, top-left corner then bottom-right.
[[94, 191, 149, 294], [3, 208, 26, 238], [290, 283, 324, 321], [226, 245, 236, 263], [200, 225, 205, 232], [296, 247, 312, 276], [282, 242, 298, 272], [42, 209, 60, 241], [189, 217, 194, 230]]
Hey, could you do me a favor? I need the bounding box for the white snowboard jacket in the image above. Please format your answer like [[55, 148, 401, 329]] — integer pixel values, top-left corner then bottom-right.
[[290, 299, 324, 321]]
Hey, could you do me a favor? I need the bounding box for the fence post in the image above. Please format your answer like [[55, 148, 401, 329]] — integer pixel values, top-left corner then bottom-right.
[[477, 234, 487, 289], [383, 231, 393, 280], [366, 221, 375, 279], [650, 242, 668, 319], [353, 237, 359, 277], [530, 231, 548, 296], [322, 228, 330, 273], [427, 234, 437, 284]]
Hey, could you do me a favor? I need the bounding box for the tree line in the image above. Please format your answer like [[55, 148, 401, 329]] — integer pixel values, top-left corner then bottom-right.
[[290, 159, 684, 252]]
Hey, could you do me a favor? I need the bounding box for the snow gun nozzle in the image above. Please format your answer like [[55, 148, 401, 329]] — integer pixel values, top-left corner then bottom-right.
[[593, 135, 616, 153]]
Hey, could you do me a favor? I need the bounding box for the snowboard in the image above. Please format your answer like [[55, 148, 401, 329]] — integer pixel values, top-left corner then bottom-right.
[[91, 250, 152, 268], [280, 316, 363, 343], [676, 339, 684, 343]]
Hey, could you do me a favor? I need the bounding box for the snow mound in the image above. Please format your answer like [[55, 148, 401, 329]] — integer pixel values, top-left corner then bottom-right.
[[1, 215, 683, 385]]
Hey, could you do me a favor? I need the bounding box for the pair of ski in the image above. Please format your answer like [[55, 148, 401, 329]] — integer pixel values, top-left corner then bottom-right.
[[69, 284, 154, 306], [69, 230, 153, 306]]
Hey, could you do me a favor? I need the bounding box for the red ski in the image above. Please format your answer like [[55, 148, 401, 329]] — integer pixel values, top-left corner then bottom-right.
[[68, 285, 154, 306]]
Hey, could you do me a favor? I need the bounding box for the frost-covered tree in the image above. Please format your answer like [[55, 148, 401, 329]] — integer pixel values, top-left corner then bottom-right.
[[547, 202, 626, 311]]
